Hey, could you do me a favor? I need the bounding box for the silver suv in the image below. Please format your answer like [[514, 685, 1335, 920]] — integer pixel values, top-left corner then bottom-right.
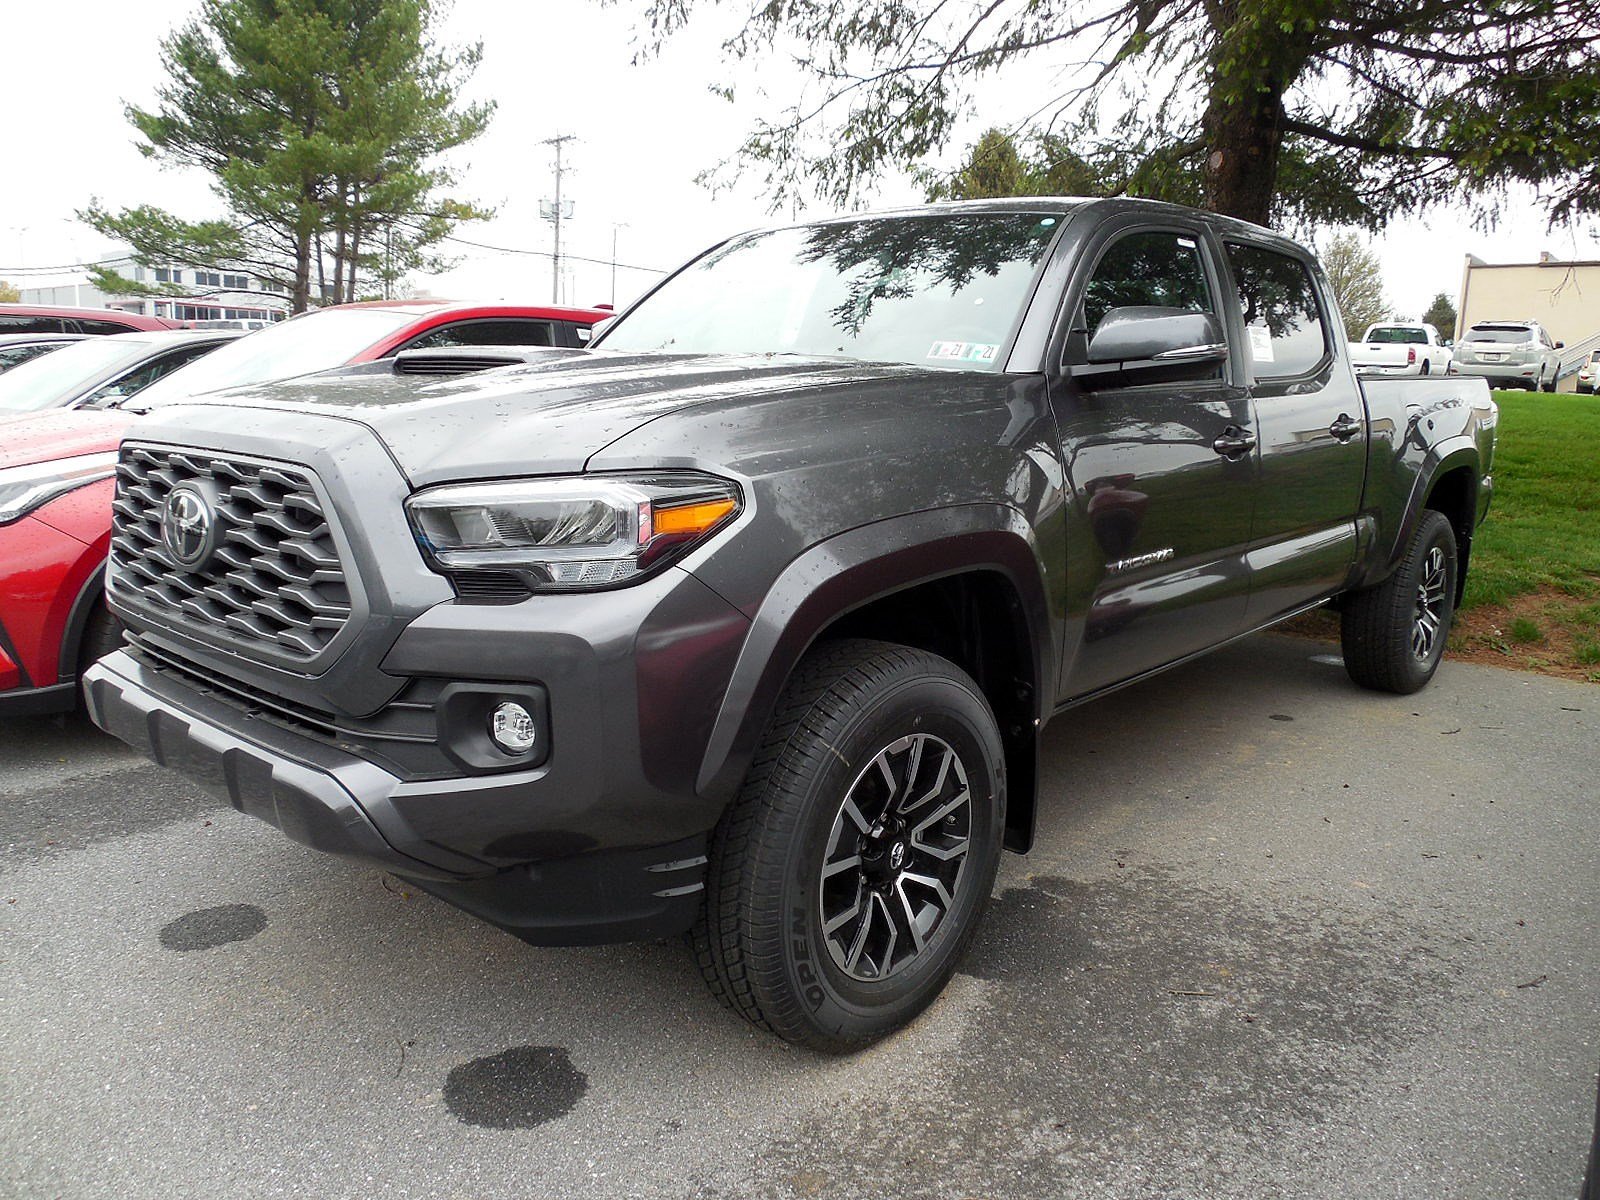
[[1453, 320, 1564, 391]]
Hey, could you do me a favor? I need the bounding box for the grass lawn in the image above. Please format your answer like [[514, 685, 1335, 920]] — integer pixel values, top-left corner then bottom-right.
[[1448, 389, 1600, 681]]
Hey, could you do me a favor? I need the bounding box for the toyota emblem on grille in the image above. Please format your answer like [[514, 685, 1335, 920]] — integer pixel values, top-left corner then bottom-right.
[[162, 484, 218, 571]]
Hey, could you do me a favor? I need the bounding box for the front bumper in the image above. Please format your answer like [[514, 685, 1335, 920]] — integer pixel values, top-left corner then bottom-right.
[[83, 648, 712, 944]]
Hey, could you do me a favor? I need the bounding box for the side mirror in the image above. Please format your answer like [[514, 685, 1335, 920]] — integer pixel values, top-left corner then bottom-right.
[[1074, 307, 1227, 388], [80, 385, 127, 409], [1555, 341, 1565, 349]]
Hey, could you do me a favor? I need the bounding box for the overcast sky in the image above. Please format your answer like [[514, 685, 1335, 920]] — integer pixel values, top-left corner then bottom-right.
[[4, 0, 1597, 319]]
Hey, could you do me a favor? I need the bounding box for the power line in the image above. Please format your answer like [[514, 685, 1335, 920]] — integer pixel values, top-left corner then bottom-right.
[[441, 235, 669, 275], [0, 255, 133, 276], [3, 239, 674, 281]]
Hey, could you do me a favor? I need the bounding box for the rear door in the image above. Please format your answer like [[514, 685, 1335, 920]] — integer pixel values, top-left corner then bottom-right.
[[1052, 220, 1260, 696], [1220, 238, 1366, 621]]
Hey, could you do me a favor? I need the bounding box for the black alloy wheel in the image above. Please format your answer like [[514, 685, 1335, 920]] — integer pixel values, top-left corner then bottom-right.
[[691, 639, 1005, 1051]]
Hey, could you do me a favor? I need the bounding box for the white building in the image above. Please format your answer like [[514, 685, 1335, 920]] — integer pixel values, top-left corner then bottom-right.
[[19, 253, 289, 324]]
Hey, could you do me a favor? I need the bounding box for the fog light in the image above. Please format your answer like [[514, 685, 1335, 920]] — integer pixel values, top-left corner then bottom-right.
[[489, 702, 538, 755]]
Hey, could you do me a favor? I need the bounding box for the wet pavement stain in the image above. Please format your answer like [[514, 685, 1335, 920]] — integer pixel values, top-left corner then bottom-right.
[[158, 903, 267, 951], [443, 1046, 588, 1129], [699, 865, 1474, 1199]]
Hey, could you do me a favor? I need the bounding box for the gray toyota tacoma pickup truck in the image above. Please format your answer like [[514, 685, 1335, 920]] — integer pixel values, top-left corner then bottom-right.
[[85, 199, 1497, 1051]]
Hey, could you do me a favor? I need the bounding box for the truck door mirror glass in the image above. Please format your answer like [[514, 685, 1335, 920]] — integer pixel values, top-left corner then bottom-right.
[[1075, 307, 1227, 386]]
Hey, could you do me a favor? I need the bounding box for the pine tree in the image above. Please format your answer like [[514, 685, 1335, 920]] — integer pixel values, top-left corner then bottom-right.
[[83, 0, 492, 312]]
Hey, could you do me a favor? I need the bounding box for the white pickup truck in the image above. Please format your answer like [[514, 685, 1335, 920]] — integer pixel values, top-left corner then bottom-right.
[[1348, 322, 1453, 377]]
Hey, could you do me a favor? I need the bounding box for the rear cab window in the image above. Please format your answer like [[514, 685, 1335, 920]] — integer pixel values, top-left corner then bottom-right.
[[1224, 242, 1329, 378], [1365, 326, 1427, 345]]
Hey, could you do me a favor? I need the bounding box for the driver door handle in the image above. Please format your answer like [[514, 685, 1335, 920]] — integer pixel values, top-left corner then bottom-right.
[[1212, 425, 1257, 458], [1329, 413, 1362, 441]]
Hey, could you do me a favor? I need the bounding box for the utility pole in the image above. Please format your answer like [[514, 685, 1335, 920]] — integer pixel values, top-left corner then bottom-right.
[[540, 134, 577, 305], [610, 222, 630, 307]]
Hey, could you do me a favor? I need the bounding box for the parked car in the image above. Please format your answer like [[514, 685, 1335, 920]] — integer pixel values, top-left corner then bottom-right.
[[0, 333, 86, 374], [1452, 320, 1564, 390], [122, 300, 609, 410], [1577, 349, 1598, 394], [0, 410, 132, 713], [0, 303, 182, 336], [82, 198, 1498, 1051], [0, 330, 240, 419], [0, 341, 583, 717], [1348, 322, 1452, 376]]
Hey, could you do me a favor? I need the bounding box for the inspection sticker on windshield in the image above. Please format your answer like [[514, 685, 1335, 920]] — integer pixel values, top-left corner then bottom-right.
[[929, 341, 998, 363], [1247, 324, 1275, 363]]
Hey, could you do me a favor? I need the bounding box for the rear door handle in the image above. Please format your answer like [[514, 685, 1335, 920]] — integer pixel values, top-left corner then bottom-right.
[[1212, 426, 1257, 458], [1329, 413, 1362, 441]]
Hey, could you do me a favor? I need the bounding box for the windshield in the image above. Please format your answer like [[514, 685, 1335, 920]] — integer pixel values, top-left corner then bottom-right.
[[1364, 326, 1427, 344], [597, 213, 1063, 370], [0, 336, 147, 413], [131, 307, 417, 406], [1466, 325, 1534, 344]]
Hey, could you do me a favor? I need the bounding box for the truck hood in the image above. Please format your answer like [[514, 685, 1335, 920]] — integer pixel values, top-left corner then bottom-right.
[[0, 408, 133, 470], [143, 350, 941, 485]]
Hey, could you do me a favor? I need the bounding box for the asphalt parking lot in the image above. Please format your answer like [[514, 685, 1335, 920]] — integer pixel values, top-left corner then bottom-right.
[[2, 633, 1596, 1200]]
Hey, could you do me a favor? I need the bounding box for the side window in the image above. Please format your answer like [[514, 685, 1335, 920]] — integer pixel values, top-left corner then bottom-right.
[[1224, 242, 1328, 377], [78, 319, 136, 335], [0, 316, 66, 334], [81, 345, 215, 406], [406, 319, 556, 350], [1079, 230, 1215, 338]]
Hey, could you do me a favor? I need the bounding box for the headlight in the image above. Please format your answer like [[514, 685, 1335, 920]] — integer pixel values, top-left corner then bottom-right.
[[406, 472, 741, 591], [0, 452, 117, 526]]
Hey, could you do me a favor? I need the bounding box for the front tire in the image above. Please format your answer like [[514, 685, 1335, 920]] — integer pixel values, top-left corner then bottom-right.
[[1341, 510, 1458, 694], [76, 605, 123, 689], [691, 639, 1005, 1052]]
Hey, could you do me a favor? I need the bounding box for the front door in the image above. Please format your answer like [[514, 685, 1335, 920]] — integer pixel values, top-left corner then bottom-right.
[[1053, 224, 1259, 698]]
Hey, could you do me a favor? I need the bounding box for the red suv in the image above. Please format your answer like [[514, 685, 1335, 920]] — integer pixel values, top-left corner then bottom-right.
[[0, 304, 183, 336], [0, 300, 609, 715]]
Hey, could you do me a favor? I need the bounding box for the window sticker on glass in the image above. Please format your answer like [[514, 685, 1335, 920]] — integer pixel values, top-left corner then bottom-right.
[[928, 341, 998, 362], [1177, 237, 1197, 249], [1247, 324, 1275, 363]]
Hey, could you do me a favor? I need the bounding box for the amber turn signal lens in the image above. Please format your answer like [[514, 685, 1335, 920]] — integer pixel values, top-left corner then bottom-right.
[[653, 497, 737, 538]]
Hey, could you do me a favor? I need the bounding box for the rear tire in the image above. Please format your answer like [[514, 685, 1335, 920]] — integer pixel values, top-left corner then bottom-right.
[[1420, 360, 1430, 376], [1340, 510, 1458, 695], [690, 639, 1005, 1052]]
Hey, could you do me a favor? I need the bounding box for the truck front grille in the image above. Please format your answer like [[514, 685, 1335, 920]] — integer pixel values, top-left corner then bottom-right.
[[109, 445, 352, 662]]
